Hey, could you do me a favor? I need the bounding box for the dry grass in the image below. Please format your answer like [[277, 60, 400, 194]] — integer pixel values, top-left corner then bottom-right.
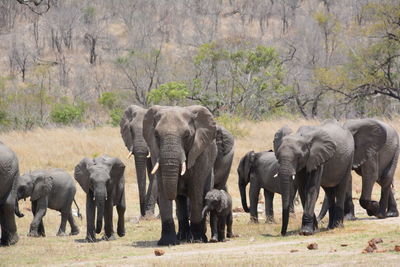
[[1, 119, 400, 266]]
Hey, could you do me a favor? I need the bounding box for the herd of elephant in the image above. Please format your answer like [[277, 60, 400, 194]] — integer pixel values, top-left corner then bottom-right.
[[0, 104, 398, 247]]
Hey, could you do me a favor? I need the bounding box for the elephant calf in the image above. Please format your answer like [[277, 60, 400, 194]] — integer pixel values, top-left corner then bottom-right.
[[238, 150, 297, 223], [14, 168, 80, 237], [202, 189, 233, 242], [74, 155, 126, 242]]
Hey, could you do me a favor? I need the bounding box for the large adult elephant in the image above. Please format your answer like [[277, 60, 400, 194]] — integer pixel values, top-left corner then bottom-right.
[[274, 121, 354, 236], [143, 105, 217, 246], [0, 142, 19, 246], [120, 105, 157, 217], [74, 155, 126, 242], [319, 118, 399, 220]]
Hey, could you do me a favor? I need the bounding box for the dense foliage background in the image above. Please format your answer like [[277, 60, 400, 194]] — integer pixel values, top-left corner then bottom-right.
[[0, 0, 399, 130]]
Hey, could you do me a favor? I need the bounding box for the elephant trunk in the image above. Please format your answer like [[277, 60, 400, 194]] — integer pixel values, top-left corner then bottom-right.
[[239, 182, 250, 213], [279, 161, 296, 236], [94, 192, 106, 234], [161, 164, 180, 200], [134, 154, 148, 217], [14, 197, 24, 218], [202, 205, 210, 219]]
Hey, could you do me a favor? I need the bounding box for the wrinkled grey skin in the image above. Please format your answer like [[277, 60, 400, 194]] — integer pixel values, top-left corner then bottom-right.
[[0, 142, 19, 246], [120, 105, 158, 218], [318, 119, 399, 220], [238, 150, 297, 223], [143, 105, 217, 246], [274, 121, 354, 236], [202, 189, 233, 242], [74, 155, 126, 242], [214, 125, 234, 190], [14, 169, 80, 237]]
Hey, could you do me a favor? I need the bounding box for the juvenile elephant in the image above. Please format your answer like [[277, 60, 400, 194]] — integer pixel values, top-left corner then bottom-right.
[[274, 121, 354, 236], [120, 105, 158, 218], [202, 189, 233, 242], [143, 105, 217, 245], [14, 169, 80, 237], [74, 155, 126, 242], [318, 119, 399, 220], [238, 150, 297, 223], [0, 142, 19, 246]]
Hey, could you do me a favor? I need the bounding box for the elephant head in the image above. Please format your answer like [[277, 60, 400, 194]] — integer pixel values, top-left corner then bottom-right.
[[344, 119, 386, 168], [237, 151, 256, 213], [202, 189, 229, 218], [14, 172, 53, 218], [74, 156, 125, 234], [143, 105, 216, 200], [274, 126, 336, 235], [120, 105, 150, 216]]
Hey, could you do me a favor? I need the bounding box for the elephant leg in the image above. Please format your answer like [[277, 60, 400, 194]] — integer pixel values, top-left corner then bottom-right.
[[209, 212, 218, 242], [103, 198, 115, 241], [344, 176, 356, 221], [217, 215, 226, 242], [116, 190, 126, 237], [386, 189, 399, 217], [188, 188, 207, 243], [359, 158, 380, 216], [176, 195, 190, 241], [0, 203, 19, 246], [86, 193, 96, 242], [323, 187, 336, 229], [226, 211, 233, 238], [300, 168, 322, 236], [376, 184, 390, 219], [317, 194, 329, 222], [264, 189, 275, 223], [67, 210, 79, 235], [31, 201, 45, 237], [157, 176, 178, 246], [29, 198, 47, 237], [57, 212, 68, 236], [249, 182, 260, 223], [330, 174, 349, 229]]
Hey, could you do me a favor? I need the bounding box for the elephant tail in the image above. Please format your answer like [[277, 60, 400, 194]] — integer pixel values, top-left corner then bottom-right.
[[73, 199, 83, 220]]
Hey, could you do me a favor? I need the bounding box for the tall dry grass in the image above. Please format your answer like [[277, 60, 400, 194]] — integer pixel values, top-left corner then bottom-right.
[[1, 118, 400, 266]]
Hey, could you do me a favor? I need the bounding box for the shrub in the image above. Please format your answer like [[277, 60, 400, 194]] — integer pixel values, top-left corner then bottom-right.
[[98, 92, 118, 110], [109, 108, 123, 127], [50, 101, 85, 125], [215, 113, 248, 138]]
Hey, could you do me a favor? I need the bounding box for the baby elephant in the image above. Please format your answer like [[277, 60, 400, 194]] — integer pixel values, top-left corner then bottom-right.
[[14, 168, 81, 237], [202, 189, 233, 242]]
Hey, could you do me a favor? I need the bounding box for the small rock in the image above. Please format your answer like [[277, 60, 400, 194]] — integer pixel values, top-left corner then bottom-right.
[[341, 244, 348, 247], [122, 256, 128, 259], [369, 238, 383, 244], [233, 207, 244, 213], [154, 249, 165, 256], [290, 249, 299, 253], [307, 243, 318, 250], [394, 245, 400, 252]]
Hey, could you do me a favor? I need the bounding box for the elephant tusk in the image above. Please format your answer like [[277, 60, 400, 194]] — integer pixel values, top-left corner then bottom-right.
[[292, 175, 295, 180], [151, 162, 159, 175], [146, 151, 151, 158], [181, 161, 186, 176], [273, 173, 278, 178], [127, 151, 133, 159]]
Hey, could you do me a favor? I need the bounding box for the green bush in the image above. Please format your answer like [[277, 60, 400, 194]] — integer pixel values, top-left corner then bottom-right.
[[98, 92, 118, 110], [50, 102, 85, 125], [147, 81, 189, 105], [215, 113, 248, 138], [109, 108, 123, 127]]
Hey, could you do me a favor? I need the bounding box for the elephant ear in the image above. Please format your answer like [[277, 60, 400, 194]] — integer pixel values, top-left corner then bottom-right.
[[106, 157, 126, 183], [143, 106, 163, 166], [305, 129, 337, 172], [120, 105, 137, 151], [31, 175, 53, 201], [218, 190, 228, 213], [273, 126, 293, 154], [345, 119, 387, 168], [239, 151, 256, 184], [216, 125, 234, 156], [74, 158, 93, 193], [186, 105, 217, 169]]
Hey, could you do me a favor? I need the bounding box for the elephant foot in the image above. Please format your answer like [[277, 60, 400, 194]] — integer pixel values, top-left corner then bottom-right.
[[177, 220, 191, 242], [361, 199, 379, 216], [227, 232, 238, 238], [102, 233, 116, 241], [85, 235, 96, 243], [386, 210, 399, 217], [375, 212, 386, 219], [218, 238, 226, 242], [57, 230, 68, 237], [0, 232, 19, 246], [158, 220, 179, 246], [209, 236, 218, 243], [28, 231, 41, 238], [189, 223, 207, 243], [249, 216, 259, 224], [70, 228, 80, 236], [344, 213, 356, 221], [299, 227, 314, 236], [117, 227, 125, 237], [265, 216, 276, 224]]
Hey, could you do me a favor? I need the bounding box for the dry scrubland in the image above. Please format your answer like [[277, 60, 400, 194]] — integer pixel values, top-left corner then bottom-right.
[[1, 119, 400, 266]]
